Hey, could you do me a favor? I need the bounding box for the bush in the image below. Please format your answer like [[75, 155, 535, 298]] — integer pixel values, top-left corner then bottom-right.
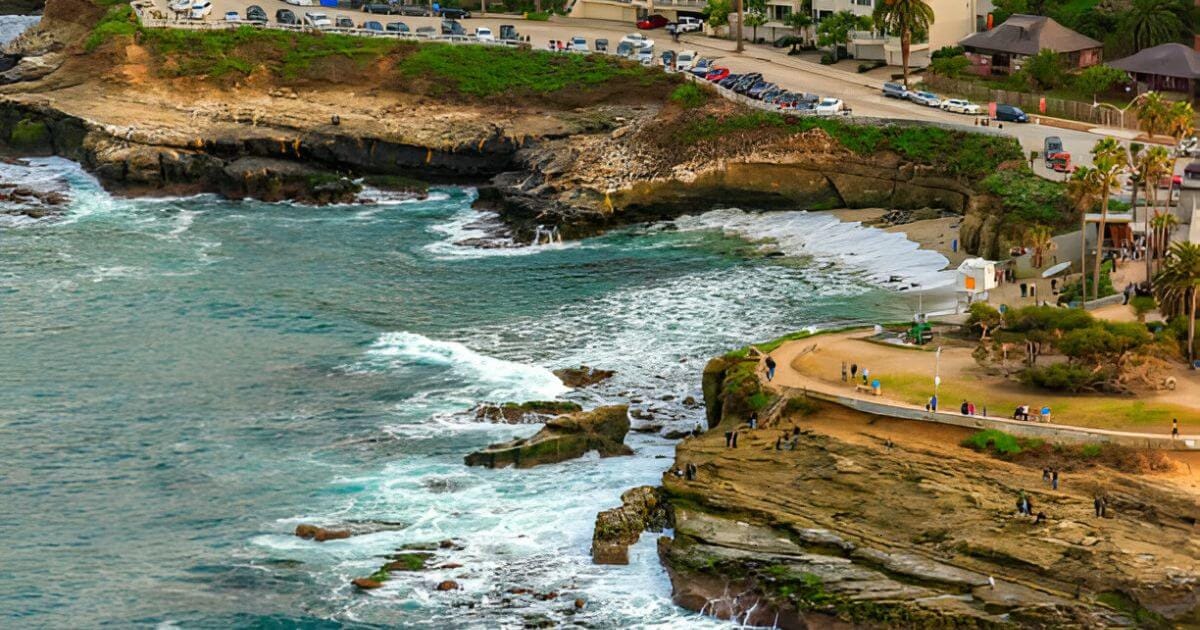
[[931, 45, 964, 59], [1130, 295, 1156, 321], [1021, 362, 1111, 392], [670, 82, 708, 109], [962, 429, 1027, 456], [1058, 260, 1116, 305], [819, 52, 836, 65], [85, 3, 137, 52], [929, 54, 970, 78], [857, 60, 885, 73], [1005, 305, 1095, 334], [9, 118, 47, 147], [979, 169, 1072, 230], [524, 10, 551, 20], [786, 396, 819, 416]]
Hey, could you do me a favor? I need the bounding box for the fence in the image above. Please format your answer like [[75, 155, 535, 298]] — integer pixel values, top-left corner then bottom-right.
[[923, 74, 1143, 131]]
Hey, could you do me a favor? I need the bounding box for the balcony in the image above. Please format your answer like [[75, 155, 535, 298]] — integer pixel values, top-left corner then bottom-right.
[[849, 29, 884, 44]]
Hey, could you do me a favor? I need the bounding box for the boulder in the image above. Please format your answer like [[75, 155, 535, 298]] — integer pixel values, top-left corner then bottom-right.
[[464, 405, 632, 469], [385, 552, 433, 571], [472, 400, 582, 424], [295, 524, 351, 542], [552, 365, 615, 388], [591, 486, 672, 565], [351, 578, 383, 590], [435, 580, 459, 591]]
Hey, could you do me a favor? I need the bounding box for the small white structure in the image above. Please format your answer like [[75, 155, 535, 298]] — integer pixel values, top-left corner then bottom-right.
[[955, 258, 997, 307]]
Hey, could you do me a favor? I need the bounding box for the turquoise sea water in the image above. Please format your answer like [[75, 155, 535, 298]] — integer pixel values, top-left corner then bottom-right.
[[0, 158, 949, 628]]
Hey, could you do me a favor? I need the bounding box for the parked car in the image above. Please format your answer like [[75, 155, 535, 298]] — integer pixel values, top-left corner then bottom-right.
[[189, 0, 212, 19], [1183, 162, 1200, 189], [717, 73, 741, 89], [994, 104, 1028, 123], [636, 46, 655, 65], [415, 25, 436, 36], [881, 82, 908, 99], [441, 19, 465, 35], [908, 91, 940, 107], [362, 3, 395, 13], [386, 21, 409, 32], [667, 16, 703, 34], [619, 32, 653, 48], [733, 73, 762, 94], [1043, 136, 1063, 156], [759, 86, 783, 102], [275, 8, 297, 23], [815, 97, 845, 115], [399, 4, 430, 15], [661, 50, 675, 66], [689, 58, 711, 76], [335, 15, 354, 27], [224, 10, 240, 21], [499, 24, 520, 40], [1176, 136, 1200, 158], [748, 81, 774, 99], [594, 38, 608, 52], [245, 4, 267, 21], [569, 35, 588, 52], [439, 7, 470, 18], [705, 67, 730, 82], [637, 14, 669, 29], [303, 11, 332, 27], [675, 49, 698, 70], [361, 20, 384, 31], [284, 0, 313, 6], [940, 98, 980, 114], [475, 26, 494, 41]]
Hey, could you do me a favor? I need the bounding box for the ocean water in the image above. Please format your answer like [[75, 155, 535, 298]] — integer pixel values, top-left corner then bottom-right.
[[0, 158, 952, 628]]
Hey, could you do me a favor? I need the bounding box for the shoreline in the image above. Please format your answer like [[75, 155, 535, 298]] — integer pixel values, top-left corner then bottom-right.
[[831, 207, 971, 270]]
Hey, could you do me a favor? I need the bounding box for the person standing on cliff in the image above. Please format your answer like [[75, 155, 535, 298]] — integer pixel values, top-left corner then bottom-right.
[[748, 412, 758, 430], [1051, 469, 1059, 491], [850, 363, 858, 381], [841, 361, 848, 382], [861, 367, 869, 385], [1173, 418, 1180, 440], [765, 356, 777, 382]]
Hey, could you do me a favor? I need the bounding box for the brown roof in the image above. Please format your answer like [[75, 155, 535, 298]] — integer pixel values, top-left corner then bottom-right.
[[1110, 43, 1200, 80], [959, 14, 1102, 56]]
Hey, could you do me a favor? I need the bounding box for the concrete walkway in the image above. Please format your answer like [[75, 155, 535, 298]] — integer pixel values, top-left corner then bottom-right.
[[759, 349, 1200, 451]]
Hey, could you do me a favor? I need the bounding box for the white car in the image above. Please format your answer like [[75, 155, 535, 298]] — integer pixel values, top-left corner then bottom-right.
[[223, 10, 239, 21], [285, 0, 314, 6], [475, 27, 494, 41], [815, 97, 845, 116], [569, 35, 588, 52], [619, 33, 654, 49], [676, 49, 698, 70], [908, 90, 941, 107], [636, 46, 654, 65], [669, 16, 703, 33], [188, 0, 211, 19], [303, 11, 331, 28], [941, 98, 981, 114]]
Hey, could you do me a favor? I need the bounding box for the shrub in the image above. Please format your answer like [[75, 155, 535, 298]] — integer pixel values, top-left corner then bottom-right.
[[786, 396, 818, 416], [1005, 305, 1095, 334], [1020, 362, 1111, 392], [819, 52, 836, 65], [524, 10, 551, 20], [966, 302, 1002, 338], [1058, 260, 1116, 304], [979, 169, 1072, 230], [931, 45, 964, 59], [856, 60, 885, 73], [670, 82, 708, 109], [962, 429, 1026, 456], [84, 3, 137, 52], [929, 54, 970, 78], [9, 118, 47, 147], [1130, 295, 1156, 321]]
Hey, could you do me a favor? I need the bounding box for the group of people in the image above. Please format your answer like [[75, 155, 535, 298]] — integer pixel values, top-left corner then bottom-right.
[[959, 400, 985, 417], [1015, 491, 1048, 524], [1041, 466, 1061, 491], [1011, 405, 1051, 422], [841, 362, 871, 385]]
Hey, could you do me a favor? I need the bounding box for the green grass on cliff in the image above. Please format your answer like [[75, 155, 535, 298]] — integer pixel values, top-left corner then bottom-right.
[[85, 3, 136, 52], [979, 168, 1073, 231]]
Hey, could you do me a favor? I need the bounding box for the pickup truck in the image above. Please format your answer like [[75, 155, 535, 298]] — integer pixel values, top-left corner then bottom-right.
[[666, 16, 703, 34]]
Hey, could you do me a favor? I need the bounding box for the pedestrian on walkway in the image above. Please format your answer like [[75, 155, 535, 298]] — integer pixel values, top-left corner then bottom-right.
[[861, 367, 869, 385], [1042, 467, 1050, 482], [765, 355, 777, 382], [749, 412, 758, 430], [841, 361, 848, 382], [928, 395, 938, 412], [961, 400, 969, 415], [968, 402, 976, 416], [1172, 418, 1179, 440], [1034, 511, 1046, 525], [1051, 469, 1059, 491]]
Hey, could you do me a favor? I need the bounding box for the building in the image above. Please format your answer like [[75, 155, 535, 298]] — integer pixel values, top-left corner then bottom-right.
[[958, 14, 1102, 77], [822, 0, 993, 67], [1109, 43, 1200, 99]]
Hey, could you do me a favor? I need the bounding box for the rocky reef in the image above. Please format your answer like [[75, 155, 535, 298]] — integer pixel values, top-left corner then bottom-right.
[[464, 405, 632, 469]]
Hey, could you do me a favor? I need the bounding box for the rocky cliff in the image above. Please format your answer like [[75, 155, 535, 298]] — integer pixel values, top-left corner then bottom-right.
[[594, 354, 1200, 628]]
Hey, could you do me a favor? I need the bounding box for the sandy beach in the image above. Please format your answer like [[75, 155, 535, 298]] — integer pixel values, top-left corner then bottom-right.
[[832, 208, 970, 268]]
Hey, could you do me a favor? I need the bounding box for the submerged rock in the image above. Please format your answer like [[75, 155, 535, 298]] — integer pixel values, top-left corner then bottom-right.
[[464, 405, 632, 469], [435, 580, 459, 591], [351, 577, 383, 590], [294, 524, 351, 542], [552, 365, 615, 388]]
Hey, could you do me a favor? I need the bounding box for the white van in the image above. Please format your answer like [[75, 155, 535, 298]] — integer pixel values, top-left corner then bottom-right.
[[189, 0, 212, 19]]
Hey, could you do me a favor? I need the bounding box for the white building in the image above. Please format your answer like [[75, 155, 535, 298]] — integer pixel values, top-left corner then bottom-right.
[[819, 0, 995, 67]]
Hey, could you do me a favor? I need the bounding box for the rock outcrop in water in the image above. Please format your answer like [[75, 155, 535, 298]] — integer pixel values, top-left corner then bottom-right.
[[593, 350, 1200, 627], [591, 486, 671, 565], [464, 405, 632, 468], [472, 400, 583, 424], [552, 366, 615, 389]]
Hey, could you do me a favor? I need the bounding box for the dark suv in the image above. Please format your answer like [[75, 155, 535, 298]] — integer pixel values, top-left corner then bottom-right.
[[438, 7, 470, 18], [362, 3, 396, 13], [398, 4, 430, 15], [994, 104, 1029, 123], [245, 4, 267, 21], [275, 8, 297, 24]]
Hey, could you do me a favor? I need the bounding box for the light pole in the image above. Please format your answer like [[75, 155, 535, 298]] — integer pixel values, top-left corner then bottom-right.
[[933, 346, 942, 412], [1092, 89, 1156, 131]]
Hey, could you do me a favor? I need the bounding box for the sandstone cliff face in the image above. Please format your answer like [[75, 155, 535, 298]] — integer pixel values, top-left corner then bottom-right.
[[610, 360, 1200, 628], [464, 405, 632, 469]]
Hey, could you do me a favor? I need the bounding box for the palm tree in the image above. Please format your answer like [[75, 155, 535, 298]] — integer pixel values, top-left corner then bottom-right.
[[783, 11, 813, 49], [1090, 138, 1130, 301], [1154, 242, 1200, 365], [872, 0, 934, 90], [1150, 210, 1179, 272], [1024, 225, 1056, 269], [1068, 165, 1099, 293], [1136, 145, 1172, 284], [1135, 91, 1169, 141], [1123, 0, 1184, 53]]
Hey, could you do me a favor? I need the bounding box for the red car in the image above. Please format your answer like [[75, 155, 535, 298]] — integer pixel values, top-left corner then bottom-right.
[[637, 14, 669, 29], [704, 67, 730, 82]]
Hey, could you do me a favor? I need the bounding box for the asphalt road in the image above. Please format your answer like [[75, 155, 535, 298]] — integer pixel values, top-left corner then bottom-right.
[[146, 5, 1156, 175]]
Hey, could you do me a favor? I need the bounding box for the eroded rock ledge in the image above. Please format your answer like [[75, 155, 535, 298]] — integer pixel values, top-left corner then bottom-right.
[[464, 405, 632, 469]]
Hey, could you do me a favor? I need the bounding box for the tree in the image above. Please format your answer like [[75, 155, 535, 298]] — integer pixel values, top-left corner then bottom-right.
[[872, 0, 934, 89], [735, 0, 744, 52], [1072, 64, 1127, 100], [1024, 224, 1057, 269], [1154, 241, 1200, 364], [930, 54, 970, 78], [744, 9, 767, 43], [1022, 48, 1066, 90], [816, 10, 871, 58], [990, 0, 1028, 25], [1150, 210, 1179, 272], [1134, 145, 1172, 283], [1089, 138, 1129, 301], [967, 302, 1002, 340], [1068, 165, 1099, 294], [1135, 90, 1169, 139], [783, 11, 813, 47], [1122, 0, 1184, 53], [706, 0, 732, 29]]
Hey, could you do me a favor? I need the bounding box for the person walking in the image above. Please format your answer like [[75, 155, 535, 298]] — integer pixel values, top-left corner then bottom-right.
[[1051, 469, 1059, 491], [841, 361, 848, 382], [725, 431, 733, 447], [748, 412, 758, 430], [850, 363, 858, 381], [968, 402, 976, 416], [765, 355, 777, 382], [1172, 418, 1179, 440], [1042, 467, 1050, 483], [861, 367, 869, 385], [1094, 496, 1103, 517], [961, 400, 970, 415], [928, 395, 938, 412], [731, 431, 738, 448]]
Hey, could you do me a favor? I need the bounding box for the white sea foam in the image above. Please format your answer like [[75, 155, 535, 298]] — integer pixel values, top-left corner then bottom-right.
[[359, 331, 568, 402], [424, 206, 582, 259], [673, 208, 956, 291], [0, 15, 39, 45]]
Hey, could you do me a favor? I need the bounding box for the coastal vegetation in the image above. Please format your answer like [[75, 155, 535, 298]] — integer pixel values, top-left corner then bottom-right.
[[962, 428, 1175, 473]]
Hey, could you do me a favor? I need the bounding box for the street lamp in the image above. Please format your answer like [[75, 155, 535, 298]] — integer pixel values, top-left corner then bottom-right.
[[1092, 90, 1156, 130], [933, 346, 942, 411]]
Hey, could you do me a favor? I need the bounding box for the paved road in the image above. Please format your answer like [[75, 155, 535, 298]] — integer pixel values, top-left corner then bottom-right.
[[145, 5, 1152, 174]]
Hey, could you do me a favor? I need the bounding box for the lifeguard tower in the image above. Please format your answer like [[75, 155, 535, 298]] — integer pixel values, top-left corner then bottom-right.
[[955, 258, 997, 311]]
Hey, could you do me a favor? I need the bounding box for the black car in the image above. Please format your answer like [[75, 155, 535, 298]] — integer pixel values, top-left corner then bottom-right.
[[335, 15, 354, 27], [995, 104, 1029, 123], [440, 18, 464, 35], [732, 73, 762, 94], [386, 21, 409, 32], [398, 4, 430, 15], [718, 74, 742, 89], [362, 3, 395, 13], [245, 4, 267, 21], [438, 7, 470, 18], [275, 8, 297, 24]]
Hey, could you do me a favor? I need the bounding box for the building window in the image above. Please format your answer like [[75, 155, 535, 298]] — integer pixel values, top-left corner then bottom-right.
[[854, 0, 872, 5], [772, 5, 791, 20]]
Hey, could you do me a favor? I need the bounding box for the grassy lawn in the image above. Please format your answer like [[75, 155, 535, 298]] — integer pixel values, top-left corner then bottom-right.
[[879, 371, 1198, 431]]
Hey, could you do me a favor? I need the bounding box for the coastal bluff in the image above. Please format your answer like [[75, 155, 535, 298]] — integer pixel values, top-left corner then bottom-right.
[[464, 405, 632, 469]]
